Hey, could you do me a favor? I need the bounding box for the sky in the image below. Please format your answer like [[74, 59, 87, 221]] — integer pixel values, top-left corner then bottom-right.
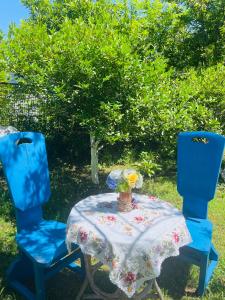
[[0, 0, 29, 35]]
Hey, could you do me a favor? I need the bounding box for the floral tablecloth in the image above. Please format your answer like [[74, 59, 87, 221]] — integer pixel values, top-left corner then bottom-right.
[[0, 126, 18, 137], [66, 193, 192, 298]]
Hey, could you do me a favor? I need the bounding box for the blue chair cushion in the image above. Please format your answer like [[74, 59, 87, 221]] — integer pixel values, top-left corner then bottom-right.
[[185, 218, 213, 253], [16, 220, 69, 266]]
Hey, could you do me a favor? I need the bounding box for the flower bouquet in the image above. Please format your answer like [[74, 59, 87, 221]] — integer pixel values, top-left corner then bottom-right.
[[106, 169, 143, 212]]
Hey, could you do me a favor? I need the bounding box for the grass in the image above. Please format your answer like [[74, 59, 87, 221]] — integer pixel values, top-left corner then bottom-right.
[[0, 162, 224, 299]]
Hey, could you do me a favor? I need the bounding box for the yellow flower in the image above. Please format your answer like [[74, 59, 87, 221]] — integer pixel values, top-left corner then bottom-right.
[[126, 173, 138, 188]]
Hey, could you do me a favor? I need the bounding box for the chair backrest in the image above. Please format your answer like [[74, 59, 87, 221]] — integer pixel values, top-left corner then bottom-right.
[[177, 131, 225, 219], [0, 132, 51, 215]]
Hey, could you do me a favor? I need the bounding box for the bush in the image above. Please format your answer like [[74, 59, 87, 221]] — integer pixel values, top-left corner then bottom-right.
[[1, 0, 224, 168], [134, 151, 161, 178]]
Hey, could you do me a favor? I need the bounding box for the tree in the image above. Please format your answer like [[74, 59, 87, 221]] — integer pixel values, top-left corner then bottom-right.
[[4, 0, 156, 183], [2, 0, 224, 181], [0, 29, 12, 125], [168, 0, 225, 67]]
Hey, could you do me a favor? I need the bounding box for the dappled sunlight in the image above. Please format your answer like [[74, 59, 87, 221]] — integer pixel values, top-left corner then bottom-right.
[[1, 160, 225, 299]]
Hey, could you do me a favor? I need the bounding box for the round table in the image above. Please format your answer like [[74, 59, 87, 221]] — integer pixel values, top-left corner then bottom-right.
[[66, 193, 192, 299]]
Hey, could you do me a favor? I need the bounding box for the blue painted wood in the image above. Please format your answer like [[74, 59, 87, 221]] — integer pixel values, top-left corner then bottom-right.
[[16, 206, 43, 232], [178, 131, 225, 219], [0, 132, 51, 212], [185, 218, 212, 254], [0, 132, 85, 300], [6, 253, 35, 300], [16, 220, 69, 266], [34, 264, 45, 300], [177, 131, 225, 296]]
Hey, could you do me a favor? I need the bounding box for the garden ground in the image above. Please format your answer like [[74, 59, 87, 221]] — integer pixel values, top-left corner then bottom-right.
[[0, 162, 224, 300]]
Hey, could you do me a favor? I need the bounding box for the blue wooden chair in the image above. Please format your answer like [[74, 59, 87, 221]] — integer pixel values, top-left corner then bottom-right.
[[177, 131, 225, 296], [0, 132, 85, 300]]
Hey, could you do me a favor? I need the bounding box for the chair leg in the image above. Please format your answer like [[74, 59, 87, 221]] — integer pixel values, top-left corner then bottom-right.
[[7, 254, 35, 300], [34, 264, 46, 300], [197, 255, 208, 296], [67, 252, 86, 280], [197, 246, 219, 297], [209, 244, 219, 261], [80, 252, 86, 279], [205, 245, 219, 288]]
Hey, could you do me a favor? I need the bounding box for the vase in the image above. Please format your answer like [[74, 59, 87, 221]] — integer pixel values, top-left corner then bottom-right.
[[118, 192, 133, 212]]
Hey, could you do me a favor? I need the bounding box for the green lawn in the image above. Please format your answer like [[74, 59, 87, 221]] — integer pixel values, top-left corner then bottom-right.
[[0, 163, 224, 299]]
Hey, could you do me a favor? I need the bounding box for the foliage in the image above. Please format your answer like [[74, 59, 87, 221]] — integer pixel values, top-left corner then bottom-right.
[[134, 151, 161, 178], [1, 0, 225, 167], [3, 1, 141, 144], [0, 72, 12, 126], [169, 0, 225, 68]]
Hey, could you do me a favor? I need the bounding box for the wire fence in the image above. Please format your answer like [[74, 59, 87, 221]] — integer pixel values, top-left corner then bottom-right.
[[1, 83, 225, 176], [0, 82, 48, 132]]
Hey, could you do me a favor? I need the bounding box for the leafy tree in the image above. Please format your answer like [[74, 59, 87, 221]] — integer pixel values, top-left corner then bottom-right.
[[2, 0, 224, 181], [3, 1, 157, 182], [0, 30, 12, 125], [168, 0, 225, 67]]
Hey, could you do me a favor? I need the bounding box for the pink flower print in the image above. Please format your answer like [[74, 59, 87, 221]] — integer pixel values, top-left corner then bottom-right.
[[79, 229, 88, 242], [106, 215, 116, 222], [149, 195, 157, 200], [124, 272, 136, 283], [134, 216, 144, 223], [173, 232, 180, 243]]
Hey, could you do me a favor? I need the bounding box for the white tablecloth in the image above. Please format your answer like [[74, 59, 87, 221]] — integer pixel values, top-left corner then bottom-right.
[[0, 126, 18, 137], [66, 193, 192, 297]]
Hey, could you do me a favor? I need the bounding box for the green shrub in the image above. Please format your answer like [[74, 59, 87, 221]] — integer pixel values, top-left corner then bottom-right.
[[1, 0, 224, 166], [134, 151, 161, 178]]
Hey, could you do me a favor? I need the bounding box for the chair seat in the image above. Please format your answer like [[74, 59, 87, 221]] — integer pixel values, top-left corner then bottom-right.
[[185, 218, 213, 253], [16, 220, 69, 266]]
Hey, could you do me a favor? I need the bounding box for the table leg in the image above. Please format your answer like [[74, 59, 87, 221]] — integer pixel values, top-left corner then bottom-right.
[[131, 279, 164, 300], [154, 279, 164, 300], [76, 276, 88, 300], [76, 254, 164, 300]]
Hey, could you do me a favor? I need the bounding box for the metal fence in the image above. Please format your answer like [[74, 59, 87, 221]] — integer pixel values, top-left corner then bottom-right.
[[0, 82, 46, 131]]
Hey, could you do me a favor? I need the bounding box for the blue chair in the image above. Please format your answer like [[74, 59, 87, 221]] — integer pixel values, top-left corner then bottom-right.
[[177, 131, 225, 296], [0, 132, 85, 300]]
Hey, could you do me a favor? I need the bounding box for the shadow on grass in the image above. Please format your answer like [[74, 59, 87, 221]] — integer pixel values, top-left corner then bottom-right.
[[43, 163, 110, 222], [0, 243, 20, 299], [158, 256, 196, 299]]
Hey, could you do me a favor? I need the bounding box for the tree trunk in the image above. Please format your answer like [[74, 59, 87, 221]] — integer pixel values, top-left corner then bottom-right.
[[90, 133, 99, 184]]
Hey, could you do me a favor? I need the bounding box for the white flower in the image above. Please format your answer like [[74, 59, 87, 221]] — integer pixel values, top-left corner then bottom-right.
[[135, 173, 143, 188]]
